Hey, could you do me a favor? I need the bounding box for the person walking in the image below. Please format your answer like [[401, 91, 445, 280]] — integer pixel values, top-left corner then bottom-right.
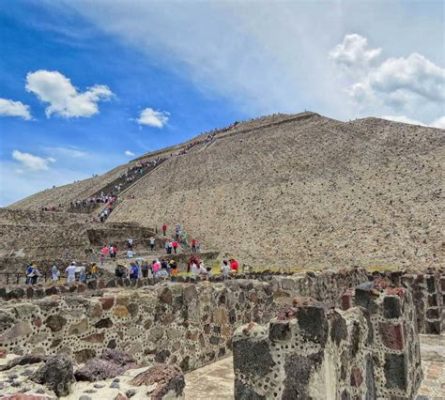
[[65, 262, 77, 285], [25, 263, 33, 285], [172, 240, 179, 254], [28, 265, 41, 285], [162, 224, 167, 236], [110, 245, 117, 259], [90, 263, 98, 279], [141, 262, 149, 278], [100, 245, 109, 258], [230, 258, 239, 273], [169, 259, 178, 276], [51, 264, 60, 282], [79, 266, 87, 283], [149, 237, 155, 251], [129, 262, 139, 280], [221, 260, 230, 278], [175, 224, 181, 240]]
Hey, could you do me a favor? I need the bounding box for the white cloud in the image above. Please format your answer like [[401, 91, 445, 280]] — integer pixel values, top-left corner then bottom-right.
[[25, 70, 113, 118], [329, 34, 445, 129], [58, 1, 350, 117], [329, 34, 381, 74], [0, 98, 32, 120], [382, 115, 426, 126], [332, 36, 445, 118], [12, 150, 55, 171], [137, 108, 169, 128], [124, 150, 135, 157], [33, 1, 445, 123], [382, 115, 445, 129], [45, 146, 88, 158], [368, 53, 445, 104], [0, 160, 91, 207], [431, 116, 445, 129]]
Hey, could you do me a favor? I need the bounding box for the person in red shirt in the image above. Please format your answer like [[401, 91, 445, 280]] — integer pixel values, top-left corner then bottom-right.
[[230, 258, 239, 273], [191, 239, 197, 253], [162, 224, 167, 236], [172, 241, 179, 254]]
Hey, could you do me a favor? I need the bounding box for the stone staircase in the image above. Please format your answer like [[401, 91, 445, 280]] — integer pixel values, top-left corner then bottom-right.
[[67, 157, 168, 214]]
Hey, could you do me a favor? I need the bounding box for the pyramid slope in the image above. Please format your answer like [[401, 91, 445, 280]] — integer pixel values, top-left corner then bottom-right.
[[9, 112, 445, 269]]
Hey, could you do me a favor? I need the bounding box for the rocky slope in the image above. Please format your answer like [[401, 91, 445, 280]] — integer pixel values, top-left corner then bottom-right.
[[7, 112, 445, 270]]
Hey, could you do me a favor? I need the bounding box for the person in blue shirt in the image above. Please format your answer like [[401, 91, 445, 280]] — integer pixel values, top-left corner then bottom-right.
[[25, 263, 33, 284], [129, 262, 139, 280]]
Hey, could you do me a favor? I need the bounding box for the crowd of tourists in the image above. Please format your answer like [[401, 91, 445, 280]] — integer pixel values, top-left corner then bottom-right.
[[70, 194, 116, 210], [97, 198, 117, 222], [161, 223, 193, 251], [40, 205, 62, 212], [114, 258, 178, 280], [113, 254, 239, 281], [24, 261, 100, 285]]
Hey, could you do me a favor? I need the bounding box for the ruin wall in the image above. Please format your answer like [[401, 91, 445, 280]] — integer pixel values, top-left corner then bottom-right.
[[233, 284, 423, 399], [0, 270, 366, 373]]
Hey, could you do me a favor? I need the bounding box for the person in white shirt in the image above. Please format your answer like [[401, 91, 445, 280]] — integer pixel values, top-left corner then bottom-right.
[[51, 265, 60, 282], [65, 262, 77, 285], [198, 262, 208, 275], [190, 262, 199, 275], [221, 260, 230, 278]]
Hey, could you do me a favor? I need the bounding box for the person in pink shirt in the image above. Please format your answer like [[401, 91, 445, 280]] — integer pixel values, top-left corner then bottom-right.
[[100, 246, 109, 264], [152, 259, 161, 275]]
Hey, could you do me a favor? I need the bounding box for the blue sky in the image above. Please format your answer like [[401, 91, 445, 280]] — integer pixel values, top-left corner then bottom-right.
[[0, 0, 444, 206]]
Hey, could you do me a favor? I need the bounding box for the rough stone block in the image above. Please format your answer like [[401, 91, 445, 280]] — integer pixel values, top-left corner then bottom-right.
[[383, 296, 401, 319], [427, 294, 438, 307], [282, 351, 323, 400], [87, 280, 98, 290], [350, 367, 363, 387], [384, 353, 408, 391], [113, 305, 129, 318], [354, 286, 378, 313], [234, 379, 265, 400], [426, 275, 436, 293], [440, 277, 445, 292], [233, 324, 275, 379], [426, 307, 440, 319], [45, 314, 67, 332], [379, 322, 405, 350], [295, 304, 327, 345], [269, 320, 291, 342], [425, 320, 441, 334], [341, 291, 353, 311], [329, 311, 347, 346], [99, 297, 115, 310]]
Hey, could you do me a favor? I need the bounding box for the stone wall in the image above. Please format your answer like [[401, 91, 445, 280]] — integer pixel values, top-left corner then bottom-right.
[[0, 269, 363, 301], [3, 269, 445, 337], [0, 270, 366, 373], [233, 281, 422, 399], [371, 269, 445, 334]]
